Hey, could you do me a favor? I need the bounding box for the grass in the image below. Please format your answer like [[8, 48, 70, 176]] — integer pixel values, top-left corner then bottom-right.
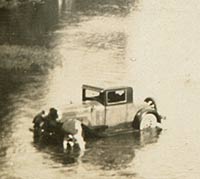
[[0, 45, 62, 73]]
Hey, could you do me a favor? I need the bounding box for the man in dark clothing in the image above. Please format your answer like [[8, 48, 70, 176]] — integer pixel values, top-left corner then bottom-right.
[[33, 110, 45, 129], [43, 108, 59, 133]]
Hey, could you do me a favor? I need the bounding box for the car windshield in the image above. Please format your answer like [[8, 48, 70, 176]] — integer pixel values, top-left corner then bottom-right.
[[84, 89, 104, 104], [85, 90, 100, 98]]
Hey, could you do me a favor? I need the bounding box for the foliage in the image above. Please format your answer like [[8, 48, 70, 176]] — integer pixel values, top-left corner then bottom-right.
[[0, 0, 45, 9]]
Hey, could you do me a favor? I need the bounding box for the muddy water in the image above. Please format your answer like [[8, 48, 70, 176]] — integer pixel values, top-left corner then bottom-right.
[[0, 0, 200, 178]]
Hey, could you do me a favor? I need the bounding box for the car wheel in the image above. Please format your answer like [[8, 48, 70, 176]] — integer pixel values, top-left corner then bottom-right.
[[139, 113, 158, 130], [132, 109, 160, 130]]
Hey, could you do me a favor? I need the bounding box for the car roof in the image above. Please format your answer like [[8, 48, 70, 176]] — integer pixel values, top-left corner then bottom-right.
[[82, 84, 133, 92]]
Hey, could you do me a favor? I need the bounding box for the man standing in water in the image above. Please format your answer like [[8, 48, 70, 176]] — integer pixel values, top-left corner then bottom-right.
[[32, 110, 45, 129], [43, 108, 59, 133]]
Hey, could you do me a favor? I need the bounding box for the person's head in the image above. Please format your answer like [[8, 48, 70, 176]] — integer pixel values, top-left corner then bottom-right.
[[41, 110, 45, 117], [49, 108, 58, 119]]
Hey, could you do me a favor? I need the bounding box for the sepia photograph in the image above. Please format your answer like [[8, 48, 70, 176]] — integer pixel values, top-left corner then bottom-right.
[[0, 0, 199, 179]]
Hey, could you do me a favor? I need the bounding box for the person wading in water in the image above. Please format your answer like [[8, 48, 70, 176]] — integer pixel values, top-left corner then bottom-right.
[[43, 108, 60, 133], [32, 110, 45, 129]]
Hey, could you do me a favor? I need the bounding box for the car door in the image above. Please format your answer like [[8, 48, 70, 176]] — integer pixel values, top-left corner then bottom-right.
[[105, 89, 128, 126], [90, 102, 105, 126]]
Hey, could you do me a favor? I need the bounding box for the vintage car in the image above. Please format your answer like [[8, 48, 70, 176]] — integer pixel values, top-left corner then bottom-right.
[[60, 84, 163, 138]]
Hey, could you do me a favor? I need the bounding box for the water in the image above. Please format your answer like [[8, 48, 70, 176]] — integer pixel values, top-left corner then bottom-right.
[[0, 0, 200, 178]]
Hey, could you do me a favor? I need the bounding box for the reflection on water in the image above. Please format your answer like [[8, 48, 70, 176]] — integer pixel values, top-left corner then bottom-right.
[[0, 71, 49, 178], [32, 129, 161, 170], [83, 129, 161, 170], [0, 0, 133, 46], [74, 0, 132, 16], [0, 0, 59, 46]]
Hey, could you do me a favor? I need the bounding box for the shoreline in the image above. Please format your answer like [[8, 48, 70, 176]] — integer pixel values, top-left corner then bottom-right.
[[0, 44, 62, 74]]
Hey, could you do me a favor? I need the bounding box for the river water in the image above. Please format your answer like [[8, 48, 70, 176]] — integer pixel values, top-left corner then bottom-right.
[[0, 0, 200, 178]]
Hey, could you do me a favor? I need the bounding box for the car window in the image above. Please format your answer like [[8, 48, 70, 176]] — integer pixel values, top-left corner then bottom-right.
[[107, 90, 126, 104]]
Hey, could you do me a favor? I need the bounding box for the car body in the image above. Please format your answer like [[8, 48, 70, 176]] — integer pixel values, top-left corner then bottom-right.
[[60, 84, 163, 137]]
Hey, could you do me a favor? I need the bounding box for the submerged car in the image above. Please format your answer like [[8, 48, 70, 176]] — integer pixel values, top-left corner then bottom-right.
[[60, 84, 164, 138]]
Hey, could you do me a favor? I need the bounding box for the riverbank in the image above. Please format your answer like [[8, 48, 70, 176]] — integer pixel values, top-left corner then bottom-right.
[[0, 45, 62, 73], [0, 0, 44, 9]]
